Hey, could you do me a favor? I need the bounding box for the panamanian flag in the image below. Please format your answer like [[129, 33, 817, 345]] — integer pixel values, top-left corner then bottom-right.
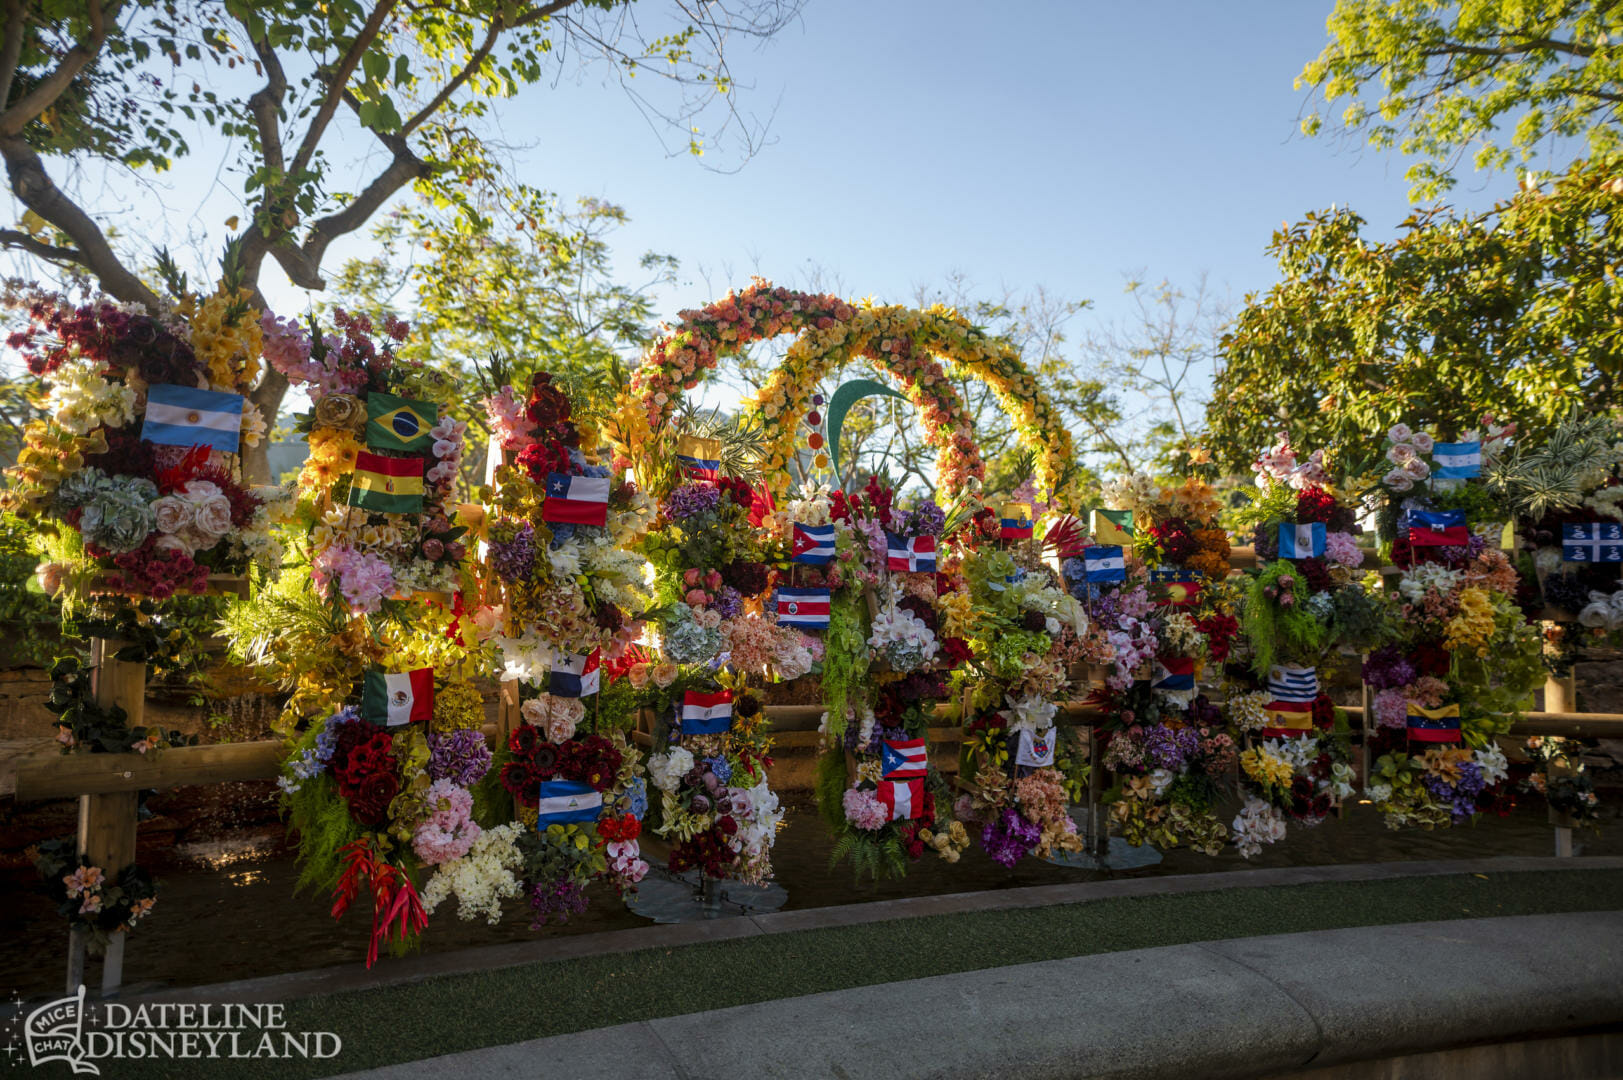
[[142, 384, 245, 454], [1562, 522, 1623, 563], [791, 522, 836, 565], [881, 738, 928, 779], [1000, 502, 1034, 541], [877, 777, 924, 821], [885, 532, 937, 573], [1433, 441, 1482, 479], [1278, 522, 1326, 559], [360, 668, 434, 727], [1408, 509, 1468, 547], [681, 689, 733, 735], [1406, 702, 1462, 744], [775, 586, 831, 628], [1082, 545, 1126, 582], [536, 779, 603, 826], [542, 473, 610, 526], [675, 434, 722, 481], [1152, 655, 1195, 695], [548, 649, 601, 698]]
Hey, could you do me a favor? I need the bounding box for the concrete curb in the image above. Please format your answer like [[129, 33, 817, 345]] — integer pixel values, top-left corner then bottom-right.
[[329, 911, 1623, 1080]]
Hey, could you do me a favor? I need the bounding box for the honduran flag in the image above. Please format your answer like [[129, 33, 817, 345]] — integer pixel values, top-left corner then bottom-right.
[[1267, 664, 1319, 704], [535, 779, 603, 826], [675, 434, 722, 480], [1406, 702, 1462, 744], [775, 586, 831, 628], [350, 450, 425, 513], [1433, 441, 1482, 479], [1016, 727, 1056, 768], [791, 522, 836, 564], [877, 777, 925, 821], [548, 649, 601, 698], [885, 532, 937, 573], [542, 473, 610, 526], [1090, 508, 1133, 546], [361, 668, 434, 727], [1408, 509, 1468, 547], [1082, 545, 1126, 583], [1562, 522, 1623, 563], [681, 689, 733, 735], [1278, 521, 1326, 559], [881, 738, 928, 779], [1152, 656, 1195, 694], [1000, 502, 1034, 540], [142, 384, 245, 454]]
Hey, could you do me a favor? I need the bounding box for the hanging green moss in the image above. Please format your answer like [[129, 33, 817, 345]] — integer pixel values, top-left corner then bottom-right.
[[1243, 560, 1327, 675], [813, 749, 849, 832], [284, 773, 363, 896], [820, 590, 868, 737]]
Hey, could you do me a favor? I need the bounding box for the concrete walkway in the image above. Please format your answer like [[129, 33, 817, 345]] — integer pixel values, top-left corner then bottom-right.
[[332, 910, 1623, 1080]]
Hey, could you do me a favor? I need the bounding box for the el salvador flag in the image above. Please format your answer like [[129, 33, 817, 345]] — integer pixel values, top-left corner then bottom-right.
[[535, 780, 603, 826], [1082, 545, 1126, 582], [142, 384, 245, 454], [1433, 441, 1482, 479], [548, 649, 601, 698], [791, 522, 836, 565], [1278, 522, 1326, 559]]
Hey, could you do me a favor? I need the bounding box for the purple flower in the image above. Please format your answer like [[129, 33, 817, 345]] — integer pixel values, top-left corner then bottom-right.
[[529, 879, 589, 927], [662, 482, 721, 521], [428, 729, 493, 786], [1362, 645, 1416, 691], [712, 585, 743, 619], [980, 807, 1043, 868], [908, 501, 946, 537], [489, 522, 535, 583]]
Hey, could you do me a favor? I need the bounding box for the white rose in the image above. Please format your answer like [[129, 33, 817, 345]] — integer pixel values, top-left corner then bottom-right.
[[519, 699, 547, 725], [1386, 443, 1417, 465], [194, 494, 234, 539], [1401, 457, 1431, 480], [1387, 424, 1413, 443], [1411, 432, 1434, 453], [1384, 470, 1414, 493], [152, 495, 193, 534]]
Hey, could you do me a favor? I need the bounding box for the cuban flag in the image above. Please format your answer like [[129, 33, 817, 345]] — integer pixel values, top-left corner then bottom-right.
[[1082, 545, 1126, 583], [1152, 656, 1195, 694], [1278, 522, 1326, 559], [791, 522, 836, 565], [775, 586, 831, 628], [542, 473, 610, 526], [681, 689, 733, 735], [1433, 441, 1482, 479], [360, 668, 434, 727], [881, 738, 928, 779], [1000, 502, 1034, 541], [1267, 664, 1319, 704], [1406, 702, 1462, 744], [141, 384, 245, 454], [1016, 727, 1056, 768], [536, 780, 603, 826], [548, 649, 601, 698], [1409, 509, 1468, 547], [676, 434, 722, 480], [1562, 522, 1623, 563], [885, 532, 937, 573], [877, 777, 924, 821]]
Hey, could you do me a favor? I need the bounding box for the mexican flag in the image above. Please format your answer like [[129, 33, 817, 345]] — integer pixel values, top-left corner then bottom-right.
[[361, 668, 435, 727]]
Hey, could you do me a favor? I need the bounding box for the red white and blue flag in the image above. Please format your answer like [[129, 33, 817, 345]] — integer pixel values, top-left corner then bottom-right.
[[877, 777, 924, 820], [681, 689, 733, 735], [1016, 727, 1056, 768], [885, 532, 937, 573], [881, 738, 928, 779], [548, 649, 601, 698], [791, 522, 836, 565], [1152, 656, 1195, 694], [775, 586, 831, 628], [542, 473, 610, 526], [1408, 509, 1468, 547], [675, 434, 722, 480]]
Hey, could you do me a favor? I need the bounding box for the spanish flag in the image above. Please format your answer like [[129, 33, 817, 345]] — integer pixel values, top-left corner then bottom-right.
[[1090, 508, 1133, 546], [366, 392, 438, 452], [1262, 701, 1314, 737], [349, 451, 425, 513]]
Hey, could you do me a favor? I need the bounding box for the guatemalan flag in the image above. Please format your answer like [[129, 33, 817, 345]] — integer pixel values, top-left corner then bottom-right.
[[1433, 441, 1482, 479], [1082, 545, 1126, 583], [681, 689, 733, 735], [1408, 509, 1468, 547], [535, 780, 603, 826], [542, 473, 610, 527], [142, 384, 245, 454], [1000, 502, 1034, 541], [1278, 521, 1326, 559], [548, 649, 601, 698], [885, 532, 937, 573], [791, 522, 836, 564], [675, 434, 722, 481], [1152, 656, 1195, 695], [881, 738, 928, 779], [1406, 702, 1462, 744], [360, 668, 434, 727], [878, 777, 924, 821], [775, 586, 831, 628], [1562, 522, 1623, 563]]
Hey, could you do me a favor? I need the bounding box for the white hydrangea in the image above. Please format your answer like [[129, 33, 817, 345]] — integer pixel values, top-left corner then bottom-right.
[[1232, 796, 1287, 859], [420, 823, 524, 924], [647, 747, 695, 793]]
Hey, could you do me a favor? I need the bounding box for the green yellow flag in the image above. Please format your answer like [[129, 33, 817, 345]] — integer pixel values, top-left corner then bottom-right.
[[366, 392, 438, 452], [1090, 508, 1134, 546], [349, 450, 425, 513]]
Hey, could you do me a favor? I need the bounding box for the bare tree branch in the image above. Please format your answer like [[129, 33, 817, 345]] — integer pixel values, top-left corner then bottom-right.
[[286, 0, 401, 180], [0, 227, 87, 266], [0, 0, 28, 115], [243, 24, 289, 174], [0, 0, 116, 137]]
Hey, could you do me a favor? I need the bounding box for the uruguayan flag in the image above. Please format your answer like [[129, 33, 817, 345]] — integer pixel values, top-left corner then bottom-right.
[[1267, 664, 1318, 704], [1278, 522, 1326, 559], [535, 780, 603, 826], [142, 384, 245, 453], [1433, 441, 1482, 479], [1083, 545, 1126, 582]]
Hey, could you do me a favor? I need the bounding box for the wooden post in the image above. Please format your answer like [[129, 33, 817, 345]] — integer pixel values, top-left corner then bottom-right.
[[1544, 672, 1578, 713], [1358, 652, 1373, 788]]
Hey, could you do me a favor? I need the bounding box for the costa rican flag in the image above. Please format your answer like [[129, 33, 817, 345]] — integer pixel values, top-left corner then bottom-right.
[[360, 668, 434, 727], [885, 532, 937, 573], [535, 780, 603, 826], [141, 384, 246, 454], [1408, 509, 1469, 547], [1278, 522, 1326, 559], [1562, 522, 1623, 563], [1267, 664, 1319, 704], [676, 434, 722, 480], [542, 473, 611, 526], [548, 649, 601, 698], [881, 738, 928, 779], [1433, 441, 1482, 479], [1000, 502, 1034, 540], [877, 777, 924, 821], [1407, 702, 1462, 744], [1016, 727, 1056, 768], [791, 522, 836, 564], [1082, 545, 1126, 582], [775, 586, 831, 628], [680, 689, 733, 735], [1152, 656, 1195, 694]]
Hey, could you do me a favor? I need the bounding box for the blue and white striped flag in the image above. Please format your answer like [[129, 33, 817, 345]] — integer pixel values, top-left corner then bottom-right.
[[1432, 441, 1482, 479], [141, 384, 245, 453], [791, 523, 836, 564], [1278, 522, 1326, 559], [1082, 545, 1126, 582], [1267, 664, 1318, 704], [535, 780, 603, 826]]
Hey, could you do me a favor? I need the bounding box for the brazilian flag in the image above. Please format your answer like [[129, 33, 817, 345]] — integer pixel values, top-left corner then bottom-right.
[[367, 392, 438, 452]]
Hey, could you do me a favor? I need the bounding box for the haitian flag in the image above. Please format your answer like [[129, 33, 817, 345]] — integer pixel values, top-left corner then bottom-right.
[[1406, 702, 1462, 744], [361, 668, 434, 727], [1016, 727, 1056, 768], [548, 649, 601, 698], [1149, 567, 1202, 606], [366, 392, 438, 452], [881, 738, 928, 779], [1000, 502, 1034, 540], [1090, 508, 1133, 546], [542, 473, 610, 526], [349, 451, 425, 513], [142, 384, 245, 454], [791, 522, 836, 564], [1408, 509, 1469, 547], [675, 434, 722, 480], [1152, 656, 1195, 694], [1278, 522, 1326, 559], [1562, 522, 1623, 563], [885, 532, 937, 572], [681, 689, 733, 734], [535, 780, 603, 826], [775, 586, 831, 628], [1082, 545, 1126, 583], [877, 777, 924, 821], [1432, 441, 1482, 479]]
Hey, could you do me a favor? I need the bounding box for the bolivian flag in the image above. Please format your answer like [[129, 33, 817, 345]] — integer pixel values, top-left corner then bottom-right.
[[367, 392, 438, 452], [1090, 508, 1133, 546], [349, 450, 425, 513]]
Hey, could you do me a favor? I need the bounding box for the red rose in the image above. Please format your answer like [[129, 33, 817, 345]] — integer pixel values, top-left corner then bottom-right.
[[347, 770, 400, 826]]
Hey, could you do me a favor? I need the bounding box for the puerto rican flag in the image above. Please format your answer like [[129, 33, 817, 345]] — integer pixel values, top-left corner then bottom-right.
[[1152, 656, 1195, 694], [542, 473, 610, 526], [877, 777, 924, 821], [775, 586, 831, 628], [548, 649, 601, 698], [681, 689, 733, 735], [1278, 522, 1326, 559], [885, 532, 937, 573], [881, 738, 928, 779], [1000, 502, 1034, 540], [1408, 509, 1468, 547], [791, 522, 836, 565]]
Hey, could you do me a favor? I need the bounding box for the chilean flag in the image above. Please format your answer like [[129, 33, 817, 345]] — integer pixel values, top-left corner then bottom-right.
[[775, 586, 831, 628], [1407, 509, 1468, 547], [885, 532, 937, 573], [877, 777, 924, 820], [791, 522, 836, 565], [548, 649, 601, 698], [681, 689, 733, 735], [881, 738, 928, 779], [542, 473, 610, 526], [1000, 502, 1034, 540]]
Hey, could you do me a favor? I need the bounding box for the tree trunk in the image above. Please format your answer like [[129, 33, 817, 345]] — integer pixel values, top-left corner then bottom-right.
[[244, 367, 290, 483]]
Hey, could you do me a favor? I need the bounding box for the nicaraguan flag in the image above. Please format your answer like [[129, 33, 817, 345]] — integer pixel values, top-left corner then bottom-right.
[[1278, 521, 1326, 559], [675, 434, 722, 480], [366, 392, 438, 452], [1562, 522, 1623, 563], [1082, 545, 1126, 582], [681, 689, 733, 735], [536, 780, 603, 826], [1267, 664, 1319, 704], [1408, 509, 1468, 547], [349, 450, 425, 513], [1000, 502, 1034, 540], [360, 668, 434, 727], [775, 586, 831, 628], [880, 738, 928, 779], [548, 649, 601, 698], [1090, 508, 1133, 546], [1152, 656, 1195, 694], [791, 522, 836, 564], [1433, 441, 1481, 479], [1406, 702, 1462, 744], [141, 384, 245, 454], [877, 777, 924, 821], [1016, 727, 1056, 768], [885, 532, 937, 573], [542, 473, 610, 526]]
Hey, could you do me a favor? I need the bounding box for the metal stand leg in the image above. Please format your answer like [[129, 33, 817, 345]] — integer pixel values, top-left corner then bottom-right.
[[1555, 827, 1574, 858]]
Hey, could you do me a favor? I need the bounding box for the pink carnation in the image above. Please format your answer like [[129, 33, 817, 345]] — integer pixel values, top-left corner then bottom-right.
[[412, 780, 482, 865], [1324, 531, 1365, 568], [843, 787, 890, 830]]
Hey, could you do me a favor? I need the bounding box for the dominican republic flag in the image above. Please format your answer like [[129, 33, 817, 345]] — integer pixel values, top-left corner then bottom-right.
[[1150, 567, 1202, 606], [1090, 508, 1133, 546], [1000, 502, 1034, 540], [1267, 664, 1319, 704], [885, 532, 937, 573], [548, 649, 601, 698], [349, 450, 425, 513], [361, 668, 434, 727], [142, 384, 245, 454], [1152, 656, 1195, 694], [1562, 522, 1623, 563], [1406, 702, 1462, 744], [1433, 441, 1482, 479], [366, 391, 438, 452], [1278, 522, 1326, 559], [877, 777, 924, 821], [881, 738, 928, 779], [675, 434, 722, 480], [791, 522, 836, 564], [1016, 727, 1056, 768], [1409, 509, 1469, 547], [542, 473, 610, 526], [775, 586, 831, 628], [535, 780, 603, 826], [1083, 545, 1126, 583], [681, 690, 733, 735]]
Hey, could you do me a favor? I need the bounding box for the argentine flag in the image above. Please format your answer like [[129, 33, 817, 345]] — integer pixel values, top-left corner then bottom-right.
[[1278, 522, 1326, 559], [142, 384, 245, 454], [1432, 441, 1482, 479]]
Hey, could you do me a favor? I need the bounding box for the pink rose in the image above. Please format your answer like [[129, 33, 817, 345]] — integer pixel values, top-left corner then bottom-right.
[[628, 663, 651, 689], [683, 568, 702, 587], [152, 495, 193, 534], [685, 589, 708, 606]]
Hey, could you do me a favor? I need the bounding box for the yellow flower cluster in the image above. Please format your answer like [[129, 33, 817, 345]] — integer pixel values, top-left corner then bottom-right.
[[1241, 746, 1293, 790], [1443, 586, 1495, 657], [180, 288, 263, 392], [432, 679, 487, 732], [3, 424, 107, 515], [299, 427, 363, 495]]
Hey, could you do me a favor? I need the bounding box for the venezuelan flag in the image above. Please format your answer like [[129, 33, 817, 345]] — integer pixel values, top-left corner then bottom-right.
[[350, 451, 425, 513], [1406, 702, 1462, 744], [366, 391, 438, 452]]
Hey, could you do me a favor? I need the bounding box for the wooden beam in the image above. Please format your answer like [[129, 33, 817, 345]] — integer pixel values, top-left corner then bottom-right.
[[13, 740, 285, 801]]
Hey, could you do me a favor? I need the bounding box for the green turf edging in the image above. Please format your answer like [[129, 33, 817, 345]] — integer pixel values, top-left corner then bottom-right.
[[112, 868, 1623, 1079]]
